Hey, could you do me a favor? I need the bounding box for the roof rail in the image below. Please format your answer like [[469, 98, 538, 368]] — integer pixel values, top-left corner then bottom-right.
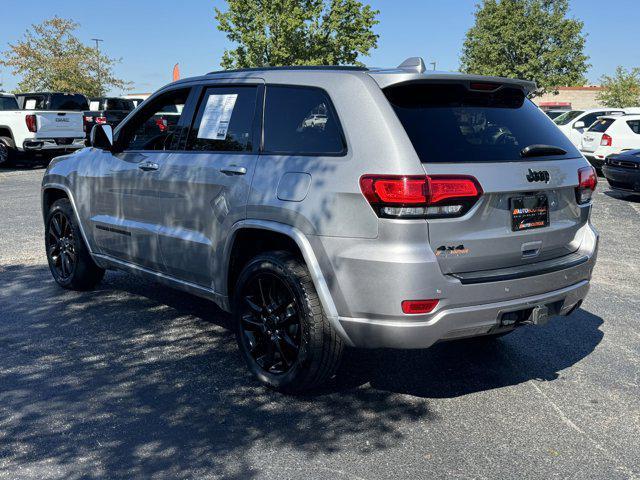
[[397, 57, 426, 74], [207, 65, 368, 75]]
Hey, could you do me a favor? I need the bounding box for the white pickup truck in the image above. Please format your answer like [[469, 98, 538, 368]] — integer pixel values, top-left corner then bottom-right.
[[0, 92, 86, 165]]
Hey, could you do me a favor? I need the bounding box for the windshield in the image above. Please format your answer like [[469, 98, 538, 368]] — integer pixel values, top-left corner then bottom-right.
[[49, 94, 89, 111], [385, 83, 579, 163], [553, 110, 584, 125]]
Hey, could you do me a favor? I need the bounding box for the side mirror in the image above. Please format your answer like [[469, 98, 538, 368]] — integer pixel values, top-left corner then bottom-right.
[[90, 124, 114, 150], [573, 121, 586, 130]]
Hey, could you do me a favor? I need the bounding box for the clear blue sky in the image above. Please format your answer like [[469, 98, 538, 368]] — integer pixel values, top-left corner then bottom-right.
[[1, 0, 638, 95]]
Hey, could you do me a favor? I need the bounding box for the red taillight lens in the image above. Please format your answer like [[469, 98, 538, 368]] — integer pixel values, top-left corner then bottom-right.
[[402, 299, 439, 314], [576, 166, 597, 204], [360, 175, 482, 218], [25, 114, 37, 133], [155, 118, 168, 132], [600, 134, 612, 146], [84, 115, 94, 123], [95, 116, 107, 125]]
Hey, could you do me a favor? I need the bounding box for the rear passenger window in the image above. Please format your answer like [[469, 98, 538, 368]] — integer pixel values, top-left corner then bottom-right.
[[263, 86, 345, 155], [627, 121, 640, 134], [187, 86, 258, 152]]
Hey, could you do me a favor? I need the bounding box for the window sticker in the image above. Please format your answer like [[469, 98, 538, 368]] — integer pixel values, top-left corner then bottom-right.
[[197, 94, 238, 140]]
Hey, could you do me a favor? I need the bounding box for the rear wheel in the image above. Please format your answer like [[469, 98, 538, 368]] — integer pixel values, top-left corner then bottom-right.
[[45, 198, 104, 290], [234, 251, 343, 393], [0, 138, 15, 166]]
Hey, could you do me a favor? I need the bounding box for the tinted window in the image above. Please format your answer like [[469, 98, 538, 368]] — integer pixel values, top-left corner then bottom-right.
[[106, 98, 134, 111], [18, 95, 45, 110], [588, 118, 615, 133], [385, 83, 578, 163], [0, 96, 19, 110], [187, 86, 257, 152], [579, 112, 605, 129], [117, 88, 190, 151], [263, 86, 345, 155], [49, 94, 89, 110], [627, 120, 640, 134], [554, 110, 584, 125]]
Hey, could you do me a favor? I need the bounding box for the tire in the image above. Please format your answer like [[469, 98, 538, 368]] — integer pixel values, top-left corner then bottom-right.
[[0, 138, 15, 166], [233, 251, 343, 393], [45, 198, 105, 290]]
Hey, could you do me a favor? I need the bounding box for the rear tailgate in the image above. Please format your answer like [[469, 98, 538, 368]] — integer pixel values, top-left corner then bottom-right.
[[581, 118, 614, 153], [33, 111, 84, 138], [383, 81, 591, 275]]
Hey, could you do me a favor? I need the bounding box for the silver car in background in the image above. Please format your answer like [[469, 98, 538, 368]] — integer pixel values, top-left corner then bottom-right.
[[41, 57, 599, 392]]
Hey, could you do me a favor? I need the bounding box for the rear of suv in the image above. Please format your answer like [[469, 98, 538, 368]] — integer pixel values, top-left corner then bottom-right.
[[580, 114, 640, 172], [41, 58, 599, 393]]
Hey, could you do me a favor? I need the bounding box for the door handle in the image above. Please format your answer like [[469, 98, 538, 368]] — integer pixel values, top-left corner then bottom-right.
[[138, 161, 159, 171], [220, 165, 247, 176]]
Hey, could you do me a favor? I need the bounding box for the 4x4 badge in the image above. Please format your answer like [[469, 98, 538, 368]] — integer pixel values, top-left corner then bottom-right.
[[526, 169, 550, 183]]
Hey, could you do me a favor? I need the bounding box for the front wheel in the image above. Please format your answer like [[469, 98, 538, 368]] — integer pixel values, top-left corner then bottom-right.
[[234, 251, 343, 393], [45, 198, 105, 290]]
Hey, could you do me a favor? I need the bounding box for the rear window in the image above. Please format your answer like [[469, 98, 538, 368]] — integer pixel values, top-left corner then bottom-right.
[[627, 120, 640, 134], [385, 83, 578, 163], [0, 96, 19, 110], [588, 118, 615, 133], [49, 94, 89, 111], [106, 98, 134, 111]]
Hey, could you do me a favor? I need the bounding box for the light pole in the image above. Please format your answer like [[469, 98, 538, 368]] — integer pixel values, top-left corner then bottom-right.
[[430, 61, 437, 71], [91, 38, 104, 95]]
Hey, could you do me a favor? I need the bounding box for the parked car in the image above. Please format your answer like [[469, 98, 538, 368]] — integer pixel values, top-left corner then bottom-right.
[[580, 114, 640, 172], [128, 98, 146, 108], [544, 109, 569, 120], [602, 149, 640, 196], [0, 92, 85, 165], [84, 97, 135, 139], [41, 59, 598, 392], [553, 108, 625, 147]]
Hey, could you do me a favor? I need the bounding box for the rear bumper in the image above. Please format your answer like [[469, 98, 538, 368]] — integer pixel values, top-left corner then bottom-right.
[[22, 138, 85, 151], [602, 165, 640, 193], [339, 279, 590, 349], [317, 222, 598, 349]]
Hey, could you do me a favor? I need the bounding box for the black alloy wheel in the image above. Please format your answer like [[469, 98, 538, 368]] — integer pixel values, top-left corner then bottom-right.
[[238, 272, 302, 375], [46, 210, 77, 281]]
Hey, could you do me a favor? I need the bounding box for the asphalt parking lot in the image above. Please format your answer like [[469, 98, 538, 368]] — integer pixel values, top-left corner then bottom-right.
[[0, 165, 639, 480]]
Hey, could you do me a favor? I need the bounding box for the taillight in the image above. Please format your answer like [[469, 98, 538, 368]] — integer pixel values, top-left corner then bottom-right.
[[576, 166, 597, 204], [25, 114, 37, 133], [600, 134, 612, 146], [402, 299, 439, 314], [84, 115, 94, 123], [359, 175, 482, 218], [95, 116, 107, 125], [155, 118, 168, 132]]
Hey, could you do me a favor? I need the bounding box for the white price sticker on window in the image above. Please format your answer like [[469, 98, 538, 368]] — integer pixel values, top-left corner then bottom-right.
[[197, 94, 238, 140]]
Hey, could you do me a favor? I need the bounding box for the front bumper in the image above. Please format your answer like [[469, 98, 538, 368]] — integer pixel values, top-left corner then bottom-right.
[[22, 138, 85, 151], [602, 165, 640, 193]]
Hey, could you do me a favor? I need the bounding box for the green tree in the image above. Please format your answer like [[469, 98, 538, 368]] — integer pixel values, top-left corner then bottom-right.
[[0, 16, 130, 96], [215, 0, 379, 69], [597, 67, 640, 108], [460, 0, 589, 96]]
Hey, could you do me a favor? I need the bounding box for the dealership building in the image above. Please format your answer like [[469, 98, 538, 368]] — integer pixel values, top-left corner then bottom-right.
[[533, 86, 604, 111]]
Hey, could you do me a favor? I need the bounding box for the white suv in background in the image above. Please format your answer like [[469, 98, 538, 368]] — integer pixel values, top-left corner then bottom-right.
[[580, 114, 640, 171], [554, 108, 625, 147]]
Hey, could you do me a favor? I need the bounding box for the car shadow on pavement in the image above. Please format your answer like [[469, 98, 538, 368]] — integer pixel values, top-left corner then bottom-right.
[[0, 263, 604, 478], [604, 190, 640, 203]]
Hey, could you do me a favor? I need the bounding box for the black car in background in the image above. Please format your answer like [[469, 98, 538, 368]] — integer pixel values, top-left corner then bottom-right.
[[602, 149, 640, 197], [84, 97, 135, 139], [15, 92, 89, 111]]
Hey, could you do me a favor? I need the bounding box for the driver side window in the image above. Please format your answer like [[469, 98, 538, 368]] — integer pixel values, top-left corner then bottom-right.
[[118, 88, 190, 151]]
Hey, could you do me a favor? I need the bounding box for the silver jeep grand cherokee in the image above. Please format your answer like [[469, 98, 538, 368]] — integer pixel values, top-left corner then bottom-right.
[[42, 57, 599, 392]]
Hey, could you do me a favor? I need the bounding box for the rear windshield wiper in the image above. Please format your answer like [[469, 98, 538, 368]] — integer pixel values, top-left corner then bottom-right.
[[520, 144, 567, 158]]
